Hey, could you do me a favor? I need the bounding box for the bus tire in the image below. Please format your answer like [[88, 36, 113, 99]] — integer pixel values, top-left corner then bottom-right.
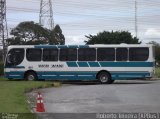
[[25, 71, 37, 81], [97, 71, 114, 84]]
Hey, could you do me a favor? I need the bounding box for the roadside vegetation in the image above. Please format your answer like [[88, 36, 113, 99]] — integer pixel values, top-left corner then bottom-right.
[[0, 78, 54, 119], [0, 62, 3, 76], [155, 67, 160, 78]]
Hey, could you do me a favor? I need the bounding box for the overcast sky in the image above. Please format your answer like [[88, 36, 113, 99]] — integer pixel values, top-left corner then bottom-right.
[[6, 0, 160, 45]]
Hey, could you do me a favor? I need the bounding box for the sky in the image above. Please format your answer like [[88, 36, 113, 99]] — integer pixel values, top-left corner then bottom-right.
[[5, 0, 160, 45]]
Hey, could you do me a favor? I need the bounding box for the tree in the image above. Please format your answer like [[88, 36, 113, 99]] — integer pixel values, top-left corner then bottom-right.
[[8, 21, 49, 45], [8, 21, 65, 45], [148, 41, 159, 46], [85, 31, 140, 44], [50, 25, 65, 45], [0, 49, 2, 61]]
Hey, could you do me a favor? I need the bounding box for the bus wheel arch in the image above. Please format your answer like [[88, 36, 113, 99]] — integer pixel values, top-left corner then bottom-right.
[[96, 70, 114, 84], [24, 70, 38, 81]]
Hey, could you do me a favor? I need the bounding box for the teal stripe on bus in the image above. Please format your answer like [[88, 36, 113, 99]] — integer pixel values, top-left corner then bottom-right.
[[99, 62, 153, 67], [88, 62, 100, 67], [5, 71, 151, 80], [68, 45, 79, 48], [66, 62, 154, 67], [77, 62, 89, 67], [5, 71, 24, 79], [39, 71, 96, 75], [57, 45, 68, 48], [34, 45, 57, 49], [66, 62, 78, 67], [5, 66, 25, 68], [79, 45, 89, 48]]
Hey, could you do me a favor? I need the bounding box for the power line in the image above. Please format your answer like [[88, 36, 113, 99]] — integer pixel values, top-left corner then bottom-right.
[[6, 0, 160, 43], [135, 0, 138, 38]]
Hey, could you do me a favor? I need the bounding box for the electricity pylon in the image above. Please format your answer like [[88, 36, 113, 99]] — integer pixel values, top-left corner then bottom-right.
[[39, 0, 54, 30], [0, 0, 8, 61]]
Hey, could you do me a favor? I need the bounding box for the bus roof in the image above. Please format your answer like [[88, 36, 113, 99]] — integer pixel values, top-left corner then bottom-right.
[[7, 44, 153, 50]]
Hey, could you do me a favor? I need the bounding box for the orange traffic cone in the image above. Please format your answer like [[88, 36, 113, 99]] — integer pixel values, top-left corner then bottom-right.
[[36, 92, 45, 112]]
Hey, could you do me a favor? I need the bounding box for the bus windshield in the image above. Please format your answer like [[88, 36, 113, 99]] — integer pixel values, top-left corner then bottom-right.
[[5, 48, 24, 67]]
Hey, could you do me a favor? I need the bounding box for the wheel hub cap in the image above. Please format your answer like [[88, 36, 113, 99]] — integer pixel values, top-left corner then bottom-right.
[[28, 75, 34, 81], [100, 75, 108, 82]]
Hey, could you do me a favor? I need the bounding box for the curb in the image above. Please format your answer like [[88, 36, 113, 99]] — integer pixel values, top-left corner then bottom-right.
[[150, 78, 160, 80]]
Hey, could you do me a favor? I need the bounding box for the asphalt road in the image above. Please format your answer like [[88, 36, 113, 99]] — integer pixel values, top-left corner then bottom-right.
[[35, 80, 160, 119]]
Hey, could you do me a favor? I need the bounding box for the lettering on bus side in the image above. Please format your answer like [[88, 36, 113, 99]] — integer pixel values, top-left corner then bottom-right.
[[51, 64, 63, 68], [38, 64, 64, 68], [38, 64, 49, 68]]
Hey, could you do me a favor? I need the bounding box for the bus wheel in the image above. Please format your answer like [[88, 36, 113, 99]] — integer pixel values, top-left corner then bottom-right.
[[25, 72, 37, 81], [97, 72, 114, 84]]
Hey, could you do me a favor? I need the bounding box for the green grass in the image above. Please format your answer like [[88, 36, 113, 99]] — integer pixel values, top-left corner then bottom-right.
[[155, 67, 160, 78], [0, 78, 54, 119]]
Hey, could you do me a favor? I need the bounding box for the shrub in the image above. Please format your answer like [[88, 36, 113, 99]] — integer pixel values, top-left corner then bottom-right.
[[0, 62, 4, 76]]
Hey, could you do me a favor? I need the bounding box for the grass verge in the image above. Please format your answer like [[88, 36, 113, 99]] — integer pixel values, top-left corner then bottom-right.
[[0, 78, 54, 119], [155, 67, 160, 78]]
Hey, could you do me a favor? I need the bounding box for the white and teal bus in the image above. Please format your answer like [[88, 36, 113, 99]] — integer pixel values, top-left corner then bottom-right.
[[4, 44, 155, 84]]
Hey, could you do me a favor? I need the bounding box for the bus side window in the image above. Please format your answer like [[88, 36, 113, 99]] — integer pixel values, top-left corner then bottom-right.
[[97, 48, 115, 61], [59, 48, 77, 61], [43, 49, 58, 61], [78, 48, 96, 61], [26, 49, 42, 61], [129, 48, 149, 61], [116, 48, 128, 61]]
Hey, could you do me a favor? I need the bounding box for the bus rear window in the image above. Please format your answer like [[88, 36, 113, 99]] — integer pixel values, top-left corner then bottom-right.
[[129, 48, 149, 61], [26, 49, 42, 61]]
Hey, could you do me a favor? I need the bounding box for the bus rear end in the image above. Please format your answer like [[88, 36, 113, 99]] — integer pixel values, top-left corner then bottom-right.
[[4, 46, 25, 79]]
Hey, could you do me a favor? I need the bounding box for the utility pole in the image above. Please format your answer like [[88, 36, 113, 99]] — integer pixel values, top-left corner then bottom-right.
[[135, 0, 138, 38], [0, 0, 8, 62], [39, 0, 54, 30]]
